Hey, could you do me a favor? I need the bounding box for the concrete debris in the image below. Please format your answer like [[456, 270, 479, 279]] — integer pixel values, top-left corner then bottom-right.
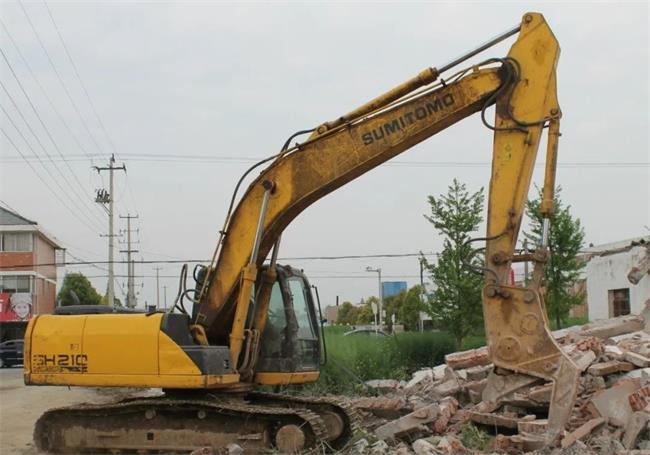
[[365, 379, 402, 392], [587, 360, 634, 376], [560, 417, 606, 448], [343, 313, 650, 454], [580, 314, 645, 339], [226, 443, 243, 455], [374, 398, 458, 440], [411, 438, 437, 455], [626, 351, 650, 368], [591, 379, 640, 426], [622, 411, 650, 449]]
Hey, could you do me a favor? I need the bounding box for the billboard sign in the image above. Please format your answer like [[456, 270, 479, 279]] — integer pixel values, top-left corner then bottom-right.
[[0, 292, 33, 322]]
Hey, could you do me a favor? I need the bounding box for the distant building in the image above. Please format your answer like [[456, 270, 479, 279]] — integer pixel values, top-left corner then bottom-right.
[[0, 207, 64, 341], [582, 236, 650, 320], [382, 281, 407, 298], [324, 305, 338, 325]]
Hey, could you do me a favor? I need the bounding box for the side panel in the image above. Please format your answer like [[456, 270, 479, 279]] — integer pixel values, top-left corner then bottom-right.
[[25, 313, 240, 388], [159, 331, 201, 375], [28, 315, 87, 375], [83, 314, 160, 375]]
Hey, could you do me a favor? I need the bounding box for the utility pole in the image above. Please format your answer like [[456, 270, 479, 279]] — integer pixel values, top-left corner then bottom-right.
[[153, 267, 162, 309], [366, 266, 383, 329], [94, 154, 126, 307], [163, 285, 167, 310], [119, 214, 139, 308]]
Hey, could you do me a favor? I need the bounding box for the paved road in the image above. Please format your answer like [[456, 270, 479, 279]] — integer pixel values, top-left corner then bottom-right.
[[0, 367, 156, 454]]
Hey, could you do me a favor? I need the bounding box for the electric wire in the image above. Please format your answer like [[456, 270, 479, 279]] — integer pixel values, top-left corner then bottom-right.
[[0, 101, 105, 231], [18, 1, 107, 156], [0, 19, 95, 164], [2, 154, 645, 168], [0, 252, 442, 269], [0, 50, 106, 226], [42, 0, 117, 155], [0, 126, 102, 233], [37, 2, 141, 237], [39, 0, 144, 246]]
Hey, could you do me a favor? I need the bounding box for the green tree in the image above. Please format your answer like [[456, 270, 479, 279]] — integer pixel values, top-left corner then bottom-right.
[[398, 285, 426, 331], [356, 302, 375, 325], [336, 301, 359, 325], [57, 273, 102, 306], [383, 291, 404, 331], [525, 186, 585, 328], [422, 179, 485, 350]]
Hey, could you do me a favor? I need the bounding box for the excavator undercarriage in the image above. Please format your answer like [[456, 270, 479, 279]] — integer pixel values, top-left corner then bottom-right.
[[35, 393, 359, 454]]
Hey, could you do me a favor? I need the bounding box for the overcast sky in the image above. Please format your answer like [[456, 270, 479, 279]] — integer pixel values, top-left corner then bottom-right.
[[0, 1, 648, 310]]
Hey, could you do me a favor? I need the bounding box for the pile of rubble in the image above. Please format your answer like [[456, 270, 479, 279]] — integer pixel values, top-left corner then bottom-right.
[[347, 314, 650, 454]]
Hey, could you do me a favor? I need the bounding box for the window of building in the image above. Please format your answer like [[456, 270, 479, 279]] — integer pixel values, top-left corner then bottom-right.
[[0, 275, 32, 293], [609, 288, 631, 317], [0, 232, 33, 252]]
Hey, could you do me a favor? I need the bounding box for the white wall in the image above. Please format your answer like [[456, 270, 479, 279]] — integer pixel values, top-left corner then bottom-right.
[[587, 246, 650, 320]]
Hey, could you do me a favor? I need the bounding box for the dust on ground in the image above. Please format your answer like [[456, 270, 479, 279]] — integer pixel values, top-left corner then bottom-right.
[[0, 368, 154, 455]]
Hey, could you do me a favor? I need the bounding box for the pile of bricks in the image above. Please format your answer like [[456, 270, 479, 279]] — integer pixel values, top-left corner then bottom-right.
[[348, 314, 650, 454]]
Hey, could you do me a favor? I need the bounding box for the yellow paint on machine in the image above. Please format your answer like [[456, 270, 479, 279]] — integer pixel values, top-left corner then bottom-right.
[[25, 313, 240, 388], [255, 371, 320, 386]]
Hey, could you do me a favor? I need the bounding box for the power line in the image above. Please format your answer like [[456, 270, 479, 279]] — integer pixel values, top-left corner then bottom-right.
[[0, 19, 96, 164], [18, 1, 107, 156], [0, 49, 106, 226], [38, 2, 145, 256], [1, 153, 646, 168], [0, 252, 441, 269], [42, 0, 118, 155], [0, 111, 104, 233]]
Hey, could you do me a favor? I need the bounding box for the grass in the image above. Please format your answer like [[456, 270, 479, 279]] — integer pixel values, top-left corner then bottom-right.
[[459, 423, 492, 451], [299, 327, 456, 394], [287, 315, 590, 395]]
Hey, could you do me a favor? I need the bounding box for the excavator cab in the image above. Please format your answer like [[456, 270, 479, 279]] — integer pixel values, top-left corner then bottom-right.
[[257, 265, 321, 374]]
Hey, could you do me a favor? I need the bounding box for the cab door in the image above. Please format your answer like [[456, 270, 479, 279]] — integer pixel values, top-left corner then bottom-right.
[[257, 267, 320, 374]]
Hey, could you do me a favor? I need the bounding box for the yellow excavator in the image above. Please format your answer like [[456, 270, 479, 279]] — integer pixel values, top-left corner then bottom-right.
[[25, 12, 580, 453]]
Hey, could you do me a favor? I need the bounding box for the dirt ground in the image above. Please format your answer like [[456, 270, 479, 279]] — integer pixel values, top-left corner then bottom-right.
[[0, 367, 157, 454]]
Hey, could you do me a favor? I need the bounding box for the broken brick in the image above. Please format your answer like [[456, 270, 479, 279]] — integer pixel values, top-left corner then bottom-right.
[[464, 365, 492, 382], [573, 350, 597, 372], [445, 347, 489, 370], [561, 417, 606, 448], [432, 398, 458, 433], [626, 352, 650, 368], [517, 419, 548, 435], [352, 397, 411, 419], [375, 401, 450, 440], [467, 410, 534, 429], [587, 360, 635, 376], [526, 384, 552, 403], [629, 385, 650, 411]]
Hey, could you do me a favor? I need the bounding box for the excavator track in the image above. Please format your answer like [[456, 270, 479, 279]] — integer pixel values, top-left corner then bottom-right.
[[34, 395, 330, 454], [248, 391, 361, 450]]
